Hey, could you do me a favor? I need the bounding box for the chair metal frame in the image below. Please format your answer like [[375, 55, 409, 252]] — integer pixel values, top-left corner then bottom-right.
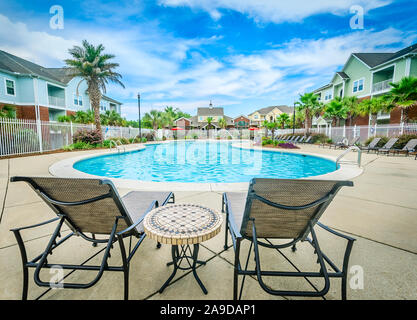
[[9, 176, 174, 300], [222, 179, 355, 300]]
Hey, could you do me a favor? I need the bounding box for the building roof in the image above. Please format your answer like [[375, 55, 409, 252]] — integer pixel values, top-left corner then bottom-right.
[[44, 67, 77, 84], [352, 53, 395, 68], [0, 50, 64, 84], [373, 43, 417, 68], [102, 95, 122, 105], [336, 71, 350, 79], [197, 107, 224, 116], [249, 105, 293, 116]]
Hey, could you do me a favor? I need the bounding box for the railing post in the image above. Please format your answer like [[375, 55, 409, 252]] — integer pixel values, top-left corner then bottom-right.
[[400, 122, 404, 135], [353, 124, 357, 138], [343, 124, 346, 138], [374, 123, 377, 137], [70, 121, 73, 143], [329, 124, 332, 139], [36, 118, 43, 153]]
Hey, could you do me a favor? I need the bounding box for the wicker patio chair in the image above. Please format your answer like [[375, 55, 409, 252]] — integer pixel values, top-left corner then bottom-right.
[[376, 138, 399, 155], [222, 178, 355, 300], [9, 176, 174, 300], [388, 139, 417, 157]]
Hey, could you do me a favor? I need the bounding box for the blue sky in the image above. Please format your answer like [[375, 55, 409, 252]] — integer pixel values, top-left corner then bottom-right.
[[0, 0, 416, 119]]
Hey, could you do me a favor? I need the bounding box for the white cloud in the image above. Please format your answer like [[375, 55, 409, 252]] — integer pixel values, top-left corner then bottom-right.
[[158, 0, 392, 23]]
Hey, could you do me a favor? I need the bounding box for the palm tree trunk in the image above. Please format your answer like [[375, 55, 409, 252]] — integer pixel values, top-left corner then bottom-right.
[[87, 81, 102, 138], [370, 113, 377, 126]]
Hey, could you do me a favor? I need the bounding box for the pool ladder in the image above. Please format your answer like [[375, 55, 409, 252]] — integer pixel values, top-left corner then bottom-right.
[[109, 140, 126, 153], [335, 146, 362, 169]]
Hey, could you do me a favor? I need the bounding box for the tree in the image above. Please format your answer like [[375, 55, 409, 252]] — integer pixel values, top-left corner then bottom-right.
[[218, 117, 227, 129], [144, 110, 163, 130], [387, 76, 417, 124], [0, 105, 16, 118], [261, 120, 269, 137], [324, 97, 349, 127], [206, 117, 214, 130], [277, 113, 290, 129], [267, 121, 279, 139], [65, 40, 125, 138], [341, 96, 359, 126], [356, 96, 393, 126], [295, 93, 321, 133]]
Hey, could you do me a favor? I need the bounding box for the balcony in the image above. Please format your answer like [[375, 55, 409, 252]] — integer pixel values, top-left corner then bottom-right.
[[372, 78, 393, 94], [48, 95, 66, 107]]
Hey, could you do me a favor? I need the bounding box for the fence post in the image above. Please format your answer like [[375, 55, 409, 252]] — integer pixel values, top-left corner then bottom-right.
[[70, 121, 73, 142], [400, 122, 404, 135], [374, 123, 377, 137], [329, 124, 332, 139], [36, 118, 43, 153], [354, 124, 357, 138], [343, 124, 346, 138]]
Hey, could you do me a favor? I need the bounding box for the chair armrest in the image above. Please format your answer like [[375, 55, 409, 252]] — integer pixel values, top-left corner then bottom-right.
[[117, 200, 159, 236], [316, 222, 355, 242], [223, 194, 242, 239], [10, 216, 61, 232]]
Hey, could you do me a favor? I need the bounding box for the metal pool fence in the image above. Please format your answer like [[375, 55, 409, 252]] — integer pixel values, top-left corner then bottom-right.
[[1, 118, 417, 157]]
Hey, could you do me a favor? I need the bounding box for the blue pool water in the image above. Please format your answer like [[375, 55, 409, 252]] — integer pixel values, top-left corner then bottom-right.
[[74, 141, 338, 183]]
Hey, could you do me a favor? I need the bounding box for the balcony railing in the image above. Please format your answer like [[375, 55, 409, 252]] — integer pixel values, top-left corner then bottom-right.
[[372, 78, 393, 93], [48, 95, 66, 107]]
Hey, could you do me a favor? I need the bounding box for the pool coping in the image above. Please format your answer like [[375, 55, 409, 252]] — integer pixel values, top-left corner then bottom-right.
[[49, 140, 363, 192]]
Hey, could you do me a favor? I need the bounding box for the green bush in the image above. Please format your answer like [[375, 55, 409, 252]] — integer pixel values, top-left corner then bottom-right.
[[227, 136, 232, 140], [102, 139, 112, 148], [141, 137, 147, 143], [162, 136, 167, 141], [394, 134, 417, 149], [72, 141, 94, 149], [119, 137, 130, 144], [309, 133, 329, 144]]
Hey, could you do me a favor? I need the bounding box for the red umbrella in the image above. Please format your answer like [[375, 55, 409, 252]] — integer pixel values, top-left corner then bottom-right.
[[249, 127, 259, 130], [171, 127, 184, 130]]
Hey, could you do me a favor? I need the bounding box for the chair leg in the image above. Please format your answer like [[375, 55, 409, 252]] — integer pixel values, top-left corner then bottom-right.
[[13, 230, 29, 300], [118, 235, 130, 300], [224, 198, 229, 250], [233, 239, 241, 300], [22, 265, 28, 300]]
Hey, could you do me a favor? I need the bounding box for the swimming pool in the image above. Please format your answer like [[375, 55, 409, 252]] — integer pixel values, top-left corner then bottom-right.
[[73, 141, 338, 183]]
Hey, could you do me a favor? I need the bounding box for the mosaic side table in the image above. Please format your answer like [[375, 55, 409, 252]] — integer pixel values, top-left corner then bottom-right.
[[143, 203, 223, 294]]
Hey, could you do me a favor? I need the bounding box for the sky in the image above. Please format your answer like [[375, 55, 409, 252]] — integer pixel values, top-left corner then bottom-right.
[[0, 0, 416, 120]]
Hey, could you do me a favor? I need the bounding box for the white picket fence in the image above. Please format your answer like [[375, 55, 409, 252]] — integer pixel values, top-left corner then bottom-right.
[[1, 118, 417, 157], [0, 118, 152, 157]]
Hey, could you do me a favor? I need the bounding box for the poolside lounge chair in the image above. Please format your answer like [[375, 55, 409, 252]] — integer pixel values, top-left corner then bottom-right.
[[9, 176, 174, 300], [302, 136, 313, 144], [376, 138, 399, 155], [388, 139, 417, 157], [292, 136, 301, 143], [320, 137, 342, 148], [296, 136, 306, 144], [360, 137, 381, 153], [222, 178, 355, 300], [338, 136, 360, 149]]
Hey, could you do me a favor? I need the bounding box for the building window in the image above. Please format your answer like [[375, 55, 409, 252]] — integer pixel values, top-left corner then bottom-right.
[[73, 94, 82, 106], [5, 79, 15, 96], [324, 90, 332, 101], [353, 79, 364, 93], [254, 115, 258, 119]]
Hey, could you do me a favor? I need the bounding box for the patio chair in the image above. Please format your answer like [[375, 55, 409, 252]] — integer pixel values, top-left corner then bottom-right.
[[338, 136, 360, 149], [292, 136, 301, 143], [302, 136, 313, 144], [296, 136, 306, 144], [388, 139, 417, 157], [320, 137, 342, 148], [222, 178, 355, 300], [329, 137, 348, 149], [9, 176, 174, 300], [359, 137, 381, 153], [376, 138, 399, 155]]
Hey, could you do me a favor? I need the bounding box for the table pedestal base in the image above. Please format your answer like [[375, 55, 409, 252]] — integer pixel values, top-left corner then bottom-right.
[[159, 244, 208, 294]]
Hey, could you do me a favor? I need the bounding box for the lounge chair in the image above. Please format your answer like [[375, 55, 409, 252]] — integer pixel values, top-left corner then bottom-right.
[[9, 176, 174, 300], [360, 137, 381, 153], [388, 139, 417, 157], [330, 137, 349, 149], [338, 136, 360, 149], [222, 178, 355, 300], [292, 136, 301, 143], [283, 135, 294, 142], [296, 136, 306, 144], [321, 137, 342, 148], [376, 138, 399, 155], [302, 136, 313, 144]]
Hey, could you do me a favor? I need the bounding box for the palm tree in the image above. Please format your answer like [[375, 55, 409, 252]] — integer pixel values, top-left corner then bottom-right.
[[387, 76, 417, 124], [324, 97, 349, 127], [145, 110, 163, 130], [356, 96, 393, 126], [267, 121, 279, 139], [277, 113, 290, 129], [218, 117, 227, 129], [295, 93, 320, 133], [261, 120, 269, 137], [206, 117, 214, 129], [65, 40, 125, 138], [341, 96, 359, 126]]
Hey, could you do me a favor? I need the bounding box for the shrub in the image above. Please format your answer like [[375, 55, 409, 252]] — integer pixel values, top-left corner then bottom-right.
[[72, 141, 94, 149], [102, 139, 112, 148], [120, 137, 130, 144], [278, 143, 298, 149], [162, 136, 167, 141], [309, 133, 329, 144], [394, 134, 417, 149], [129, 137, 135, 143], [141, 137, 147, 143], [73, 129, 102, 145], [227, 136, 232, 140]]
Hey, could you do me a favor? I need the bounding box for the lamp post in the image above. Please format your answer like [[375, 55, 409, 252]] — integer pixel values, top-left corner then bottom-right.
[[137, 93, 142, 139], [292, 103, 296, 135]]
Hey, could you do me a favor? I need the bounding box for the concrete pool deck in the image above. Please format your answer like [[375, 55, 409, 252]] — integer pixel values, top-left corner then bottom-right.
[[0, 142, 416, 300]]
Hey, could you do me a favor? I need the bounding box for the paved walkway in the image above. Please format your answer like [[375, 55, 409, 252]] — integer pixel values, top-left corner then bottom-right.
[[0, 143, 416, 300]]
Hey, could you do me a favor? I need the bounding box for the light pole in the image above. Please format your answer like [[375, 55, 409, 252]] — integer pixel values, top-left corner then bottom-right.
[[137, 93, 142, 139], [292, 103, 296, 135]]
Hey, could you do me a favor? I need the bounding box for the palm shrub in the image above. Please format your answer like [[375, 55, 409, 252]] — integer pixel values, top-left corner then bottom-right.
[[387, 77, 417, 124], [0, 105, 17, 118], [295, 93, 321, 133]]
